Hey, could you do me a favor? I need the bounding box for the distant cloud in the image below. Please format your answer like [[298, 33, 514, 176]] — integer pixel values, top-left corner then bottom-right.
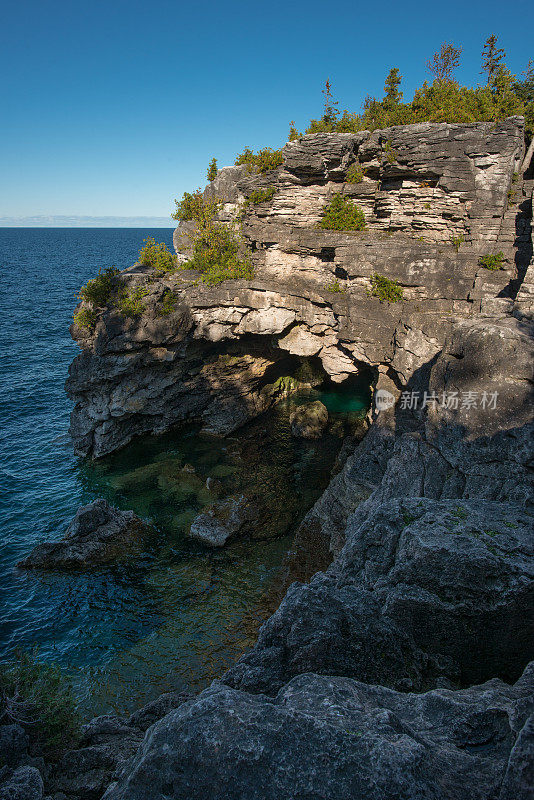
[[0, 215, 174, 227]]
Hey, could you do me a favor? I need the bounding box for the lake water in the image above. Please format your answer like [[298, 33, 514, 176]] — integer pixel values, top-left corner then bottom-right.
[[0, 228, 369, 717]]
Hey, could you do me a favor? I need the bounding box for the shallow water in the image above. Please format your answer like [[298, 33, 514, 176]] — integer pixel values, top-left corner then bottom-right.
[[0, 228, 370, 718]]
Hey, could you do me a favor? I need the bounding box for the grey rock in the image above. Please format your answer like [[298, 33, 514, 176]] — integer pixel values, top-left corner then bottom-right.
[[128, 691, 192, 732], [290, 400, 328, 438], [18, 500, 151, 570], [499, 713, 534, 799], [0, 726, 28, 770], [0, 766, 44, 800], [187, 495, 261, 547], [224, 498, 533, 694], [102, 665, 534, 800]]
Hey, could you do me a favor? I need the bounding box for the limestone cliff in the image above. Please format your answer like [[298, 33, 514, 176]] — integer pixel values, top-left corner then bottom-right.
[[67, 118, 532, 459], [38, 119, 534, 800]]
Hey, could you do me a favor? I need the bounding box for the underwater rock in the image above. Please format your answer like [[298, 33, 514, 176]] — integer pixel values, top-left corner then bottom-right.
[[290, 401, 328, 439], [18, 499, 151, 570], [187, 495, 261, 547]]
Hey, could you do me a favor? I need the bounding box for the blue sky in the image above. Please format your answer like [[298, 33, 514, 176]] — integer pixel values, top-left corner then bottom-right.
[[1, 0, 532, 222]]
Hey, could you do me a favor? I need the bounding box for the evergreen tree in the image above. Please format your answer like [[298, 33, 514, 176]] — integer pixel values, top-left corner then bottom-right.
[[383, 68, 403, 108], [207, 157, 218, 182], [322, 79, 339, 127], [481, 35, 506, 84]]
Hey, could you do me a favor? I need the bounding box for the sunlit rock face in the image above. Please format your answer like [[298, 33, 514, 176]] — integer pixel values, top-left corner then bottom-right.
[[67, 119, 530, 459]]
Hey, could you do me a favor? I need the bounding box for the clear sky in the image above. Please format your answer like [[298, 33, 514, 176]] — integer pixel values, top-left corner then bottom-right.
[[1, 0, 532, 222]]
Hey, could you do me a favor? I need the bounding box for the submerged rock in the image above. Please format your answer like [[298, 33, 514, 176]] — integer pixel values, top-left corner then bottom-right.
[[18, 499, 151, 570], [102, 664, 534, 800], [290, 401, 328, 439], [187, 495, 261, 547]]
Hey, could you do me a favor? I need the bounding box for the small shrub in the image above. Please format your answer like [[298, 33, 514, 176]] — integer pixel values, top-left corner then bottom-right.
[[384, 140, 397, 163], [199, 257, 254, 285], [452, 235, 464, 252], [118, 286, 149, 317], [478, 251, 506, 270], [243, 187, 276, 207], [207, 157, 218, 182], [78, 267, 121, 307], [172, 190, 221, 223], [235, 147, 283, 173], [368, 273, 404, 303], [73, 306, 98, 331], [320, 193, 366, 231], [158, 289, 177, 316], [288, 121, 302, 141], [346, 162, 365, 183], [138, 238, 177, 274], [0, 649, 80, 760], [325, 278, 346, 293]]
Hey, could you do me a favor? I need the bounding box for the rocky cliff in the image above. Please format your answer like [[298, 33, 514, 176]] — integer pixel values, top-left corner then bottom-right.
[[6, 120, 532, 800], [67, 118, 532, 458]]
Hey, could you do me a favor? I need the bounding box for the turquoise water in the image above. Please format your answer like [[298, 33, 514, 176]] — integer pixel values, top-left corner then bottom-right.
[[0, 229, 369, 717]]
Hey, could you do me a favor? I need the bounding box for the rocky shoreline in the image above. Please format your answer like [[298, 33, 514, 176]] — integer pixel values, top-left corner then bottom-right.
[[2, 120, 533, 799]]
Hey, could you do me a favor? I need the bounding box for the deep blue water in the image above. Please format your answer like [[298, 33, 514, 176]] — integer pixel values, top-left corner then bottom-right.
[[0, 229, 367, 717]]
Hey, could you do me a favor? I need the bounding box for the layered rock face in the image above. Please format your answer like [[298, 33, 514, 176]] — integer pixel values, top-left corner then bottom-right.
[[68, 118, 531, 457], [50, 121, 534, 800]]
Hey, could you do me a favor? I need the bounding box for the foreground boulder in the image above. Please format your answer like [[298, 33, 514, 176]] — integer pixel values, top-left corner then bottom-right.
[[290, 401, 328, 438], [18, 499, 151, 570], [224, 498, 534, 695], [102, 665, 534, 800]]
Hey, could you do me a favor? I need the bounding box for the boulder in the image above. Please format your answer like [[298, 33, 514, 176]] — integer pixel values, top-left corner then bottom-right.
[[0, 766, 44, 800], [102, 665, 534, 800], [290, 401, 328, 439], [18, 500, 151, 570], [224, 498, 534, 695], [187, 495, 261, 547]]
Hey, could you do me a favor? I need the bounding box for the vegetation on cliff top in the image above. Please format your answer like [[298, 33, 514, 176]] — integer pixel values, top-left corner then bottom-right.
[[0, 649, 80, 760], [234, 146, 284, 173], [301, 37, 533, 137], [174, 191, 254, 284], [138, 237, 177, 274]]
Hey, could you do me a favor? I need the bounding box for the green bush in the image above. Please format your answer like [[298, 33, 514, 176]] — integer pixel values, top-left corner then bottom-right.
[[78, 267, 121, 307], [118, 286, 150, 317], [0, 649, 80, 760], [172, 190, 221, 223], [207, 157, 218, 182], [235, 147, 283, 173], [138, 237, 177, 274], [368, 273, 404, 303], [452, 235, 465, 252], [325, 278, 346, 293], [73, 306, 99, 331], [478, 251, 506, 270], [158, 289, 177, 316], [320, 193, 366, 231], [346, 163, 365, 183], [243, 187, 276, 206]]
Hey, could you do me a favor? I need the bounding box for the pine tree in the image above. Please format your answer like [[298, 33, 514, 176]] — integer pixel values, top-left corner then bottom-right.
[[383, 68, 403, 108], [322, 79, 339, 128], [207, 157, 218, 182], [481, 35, 506, 84]]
